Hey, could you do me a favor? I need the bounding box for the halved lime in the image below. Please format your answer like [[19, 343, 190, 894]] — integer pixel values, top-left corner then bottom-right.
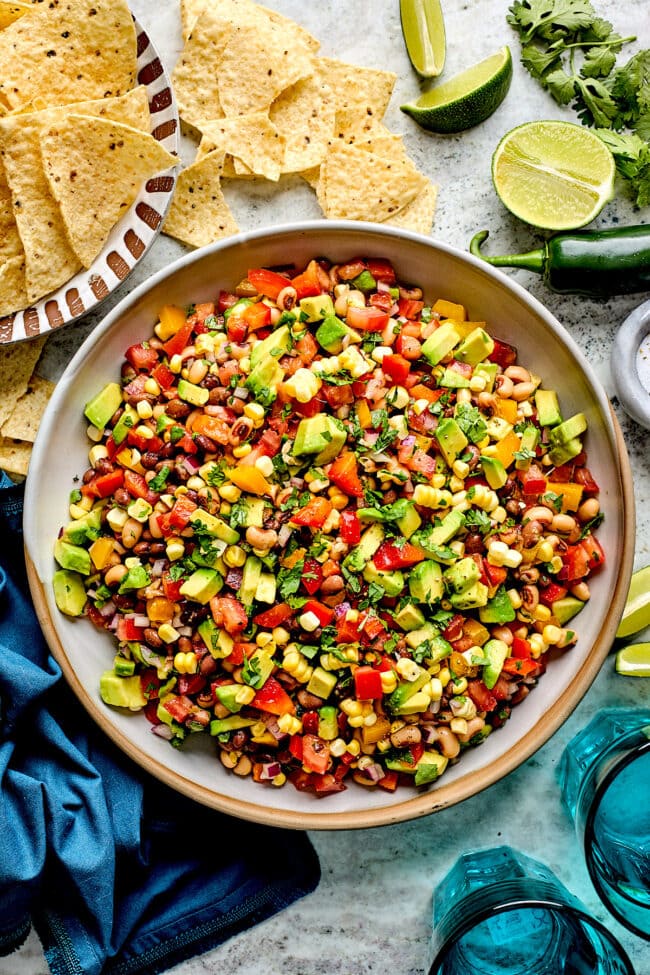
[[615, 643, 650, 678], [492, 120, 616, 231], [401, 46, 512, 134], [400, 0, 446, 79], [616, 564, 650, 639]]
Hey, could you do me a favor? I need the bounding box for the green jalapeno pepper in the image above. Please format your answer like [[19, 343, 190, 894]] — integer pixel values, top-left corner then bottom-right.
[[470, 225, 650, 296]]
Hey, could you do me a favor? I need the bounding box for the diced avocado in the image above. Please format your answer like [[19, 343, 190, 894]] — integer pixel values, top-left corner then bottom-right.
[[396, 503, 422, 539], [198, 618, 234, 658], [430, 509, 466, 547], [299, 293, 335, 322], [255, 572, 277, 604], [99, 671, 147, 710], [190, 509, 240, 543], [343, 523, 385, 572], [404, 621, 439, 650], [444, 557, 479, 595], [409, 560, 444, 603], [363, 562, 405, 597], [387, 669, 429, 711], [454, 327, 495, 366], [351, 269, 377, 292], [483, 638, 509, 689], [210, 715, 257, 736], [114, 655, 136, 677], [414, 750, 449, 786], [480, 455, 508, 489], [391, 690, 431, 715], [84, 382, 123, 430], [238, 555, 262, 606], [385, 752, 420, 774], [54, 538, 92, 576], [552, 596, 584, 625], [550, 412, 587, 445], [53, 569, 87, 616], [234, 496, 266, 528], [479, 585, 516, 624], [306, 666, 337, 700], [421, 322, 461, 365], [177, 378, 209, 407], [215, 684, 243, 713], [118, 562, 151, 593], [250, 324, 292, 368], [474, 361, 498, 391], [450, 581, 489, 610], [112, 404, 138, 445], [315, 315, 350, 353], [439, 367, 470, 389], [435, 417, 468, 466], [394, 603, 427, 631], [62, 506, 102, 545], [244, 650, 275, 688], [179, 568, 223, 604], [535, 388, 563, 427], [318, 705, 339, 740], [546, 437, 583, 467], [246, 355, 284, 406], [293, 413, 347, 465], [515, 424, 539, 471], [224, 297, 253, 320]]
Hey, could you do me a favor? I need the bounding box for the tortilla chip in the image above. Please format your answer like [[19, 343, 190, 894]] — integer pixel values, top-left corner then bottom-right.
[[299, 165, 321, 190], [319, 144, 428, 222], [0, 1, 32, 29], [317, 58, 396, 128], [0, 0, 137, 112], [0, 157, 22, 262], [0, 335, 45, 428], [40, 114, 177, 269], [0, 253, 27, 317], [181, 0, 319, 52], [162, 151, 239, 248], [172, 13, 231, 127], [217, 22, 314, 117], [383, 181, 438, 234], [1, 372, 54, 441], [0, 113, 81, 302], [0, 435, 31, 476], [198, 114, 285, 181], [270, 71, 336, 174]]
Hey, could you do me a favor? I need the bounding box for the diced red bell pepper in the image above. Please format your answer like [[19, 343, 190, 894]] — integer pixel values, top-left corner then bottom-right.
[[467, 679, 498, 713], [558, 543, 591, 582], [382, 353, 411, 385], [123, 469, 155, 502], [127, 429, 163, 454], [302, 733, 330, 774], [143, 700, 161, 724], [168, 495, 198, 530], [161, 694, 193, 723], [162, 573, 184, 601], [303, 599, 335, 627], [321, 383, 355, 408], [291, 496, 333, 529], [377, 770, 399, 792], [340, 509, 361, 545], [292, 394, 325, 418], [288, 735, 304, 761], [228, 642, 257, 666], [442, 614, 465, 642], [242, 301, 271, 330], [291, 261, 324, 299], [89, 468, 125, 499], [210, 596, 248, 634], [302, 711, 319, 735], [397, 297, 424, 319], [177, 673, 207, 696], [581, 533, 605, 572], [539, 583, 568, 608], [289, 769, 315, 792], [373, 541, 425, 570], [301, 557, 324, 595], [520, 464, 547, 496], [217, 290, 239, 312], [227, 317, 248, 342], [502, 657, 540, 678], [491, 676, 512, 701], [574, 466, 600, 496], [511, 636, 533, 659], [366, 258, 397, 284], [488, 338, 517, 369], [247, 267, 291, 300], [252, 675, 295, 716], [152, 362, 176, 390], [354, 666, 383, 700], [346, 305, 390, 332], [116, 618, 145, 642], [313, 772, 346, 795], [125, 342, 159, 372], [484, 562, 508, 589], [163, 320, 193, 358], [253, 603, 294, 628], [176, 432, 198, 455], [328, 452, 364, 498], [337, 616, 360, 643]]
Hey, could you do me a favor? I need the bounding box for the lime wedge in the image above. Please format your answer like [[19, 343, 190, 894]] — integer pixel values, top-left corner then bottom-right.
[[492, 120, 616, 231], [400, 0, 446, 79], [401, 46, 512, 134], [615, 643, 650, 678], [616, 564, 650, 639]]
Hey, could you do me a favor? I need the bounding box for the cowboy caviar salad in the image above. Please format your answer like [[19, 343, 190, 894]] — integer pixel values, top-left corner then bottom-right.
[[53, 255, 605, 796]]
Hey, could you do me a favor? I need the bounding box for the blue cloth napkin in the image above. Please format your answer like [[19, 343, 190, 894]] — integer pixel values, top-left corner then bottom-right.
[[0, 472, 319, 975]]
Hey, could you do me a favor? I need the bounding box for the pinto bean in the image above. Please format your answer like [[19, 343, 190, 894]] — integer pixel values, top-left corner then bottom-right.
[[165, 399, 191, 419], [113, 487, 130, 507], [297, 689, 324, 709], [320, 574, 344, 595], [122, 518, 143, 549], [144, 627, 163, 648], [141, 451, 160, 470]]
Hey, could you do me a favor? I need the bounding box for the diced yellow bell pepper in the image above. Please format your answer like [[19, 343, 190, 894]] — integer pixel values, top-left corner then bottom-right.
[[115, 447, 145, 474], [226, 466, 272, 496], [89, 536, 115, 570], [549, 481, 584, 512], [155, 304, 187, 341], [433, 298, 466, 321], [356, 399, 372, 429], [361, 715, 391, 745], [491, 430, 521, 469], [495, 398, 518, 424]]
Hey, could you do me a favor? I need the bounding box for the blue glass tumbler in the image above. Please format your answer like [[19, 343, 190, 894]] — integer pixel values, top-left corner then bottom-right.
[[427, 846, 634, 975], [558, 707, 650, 939]]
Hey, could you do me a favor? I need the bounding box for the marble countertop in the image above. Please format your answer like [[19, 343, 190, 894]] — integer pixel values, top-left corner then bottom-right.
[[8, 0, 650, 972]]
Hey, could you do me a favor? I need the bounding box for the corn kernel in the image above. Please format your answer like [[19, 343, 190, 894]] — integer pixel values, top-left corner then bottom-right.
[[507, 588, 522, 609], [448, 475, 465, 493], [166, 537, 185, 561], [244, 402, 265, 422], [232, 443, 251, 458], [272, 626, 290, 646], [413, 484, 449, 509], [438, 667, 451, 687], [380, 670, 397, 694], [135, 399, 153, 420], [536, 540, 554, 563], [529, 633, 548, 658], [346, 739, 361, 756], [127, 497, 153, 523], [450, 717, 469, 735], [284, 367, 322, 403], [456, 388, 472, 405], [88, 444, 109, 467], [330, 738, 347, 757], [224, 545, 246, 568], [218, 484, 241, 502], [543, 624, 563, 645], [134, 424, 154, 441], [533, 604, 552, 621], [492, 505, 507, 524], [255, 455, 274, 477], [386, 385, 410, 409], [348, 715, 365, 728], [235, 685, 256, 705], [451, 676, 468, 694], [186, 476, 206, 493], [345, 609, 360, 623], [144, 378, 160, 396], [256, 631, 274, 647], [272, 772, 287, 787], [469, 374, 487, 392], [278, 713, 302, 735], [452, 460, 470, 479], [396, 658, 422, 682], [299, 611, 320, 632], [363, 712, 377, 727], [251, 721, 267, 738], [156, 624, 179, 645], [169, 354, 183, 373], [239, 357, 251, 374], [328, 489, 348, 510], [86, 423, 105, 442], [340, 699, 363, 718], [429, 677, 443, 700]]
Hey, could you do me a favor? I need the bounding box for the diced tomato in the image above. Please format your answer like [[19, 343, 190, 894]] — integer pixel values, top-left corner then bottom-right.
[[360, 612, 387, 642], [123, 469, 157, 502], [302, 711, 319, 735], [125, 342, 159, 372], [291, 496, 333, 529], [539, 583, 568, 608], [382, 353, 411, 385], [104, 435, 118, 460], [288, 735, 304, 761], [467, 680, 498, 713], [337, 616, 360, 643], [228, 642, 257, 666], [409, 742, 425, 765], [511, 636, 533, 659], [289, 769, 315, 792], [302, 733, 330, 774], [161, 694, 193, 723], [247, 267, 291, 300], [242, 302, 271, 331], [312, 772, 346, 795], [369, 292, 394, 313], [489, 338, 517, 368], [373, 541, 425, 570], [291, 261, 322, 299], [484, 562, 508, 589], [302, 599, 335, 627], [210, 595, 248, 634], [328, 451, 364, 498], [443, 614, 465, 642], [397, 297, 424, 319], [168, 495, 198, 530], [253, 603, 294, 628], [581, 533, 605, 572], [176, 432, 198, 455], [558, 543, 591, 582], [162, 573, 184, 601], [87, 468, 125, 499], [252, 675, 295, 716], [295, 330, 319, 365], [520, 464, 547, 496], [366, 258, 397, 284], [394, 333, 422, 360], [354, 666, 383, 700], [321, 383, 355, 408], [340, 509, 361, 545], [227, 317, 248, 342], [143, 700, 161, 724], [400, 446, 437, 477], [163, 320, 194, 358], [152, 362, 175, 390], [116, 618, 145, 642], [301, 556, 323, 595], [292, 394, 324, 418], [377, 770, 399, 792], [177, 673, 206, 696], [346, 305, 390, 332], [574, 466, 600, 496], [217, 290, 239, 312]]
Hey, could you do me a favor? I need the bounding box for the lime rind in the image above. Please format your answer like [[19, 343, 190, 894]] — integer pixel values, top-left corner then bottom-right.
[[400, 0, 446, 79]]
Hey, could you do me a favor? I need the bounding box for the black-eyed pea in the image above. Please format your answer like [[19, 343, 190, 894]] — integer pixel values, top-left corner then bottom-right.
[[512, 381, 537, 402], [577, 497, 600, 522], [551, 512, 577, 534], [233, 755, 252, 777], [570, 581, 590, 601], [435, 726, 461, 759], [104, 563, 128, 587], [121, 517, 143, 549]]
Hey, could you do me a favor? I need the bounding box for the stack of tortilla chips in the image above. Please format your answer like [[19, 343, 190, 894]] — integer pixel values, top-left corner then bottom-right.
[[0, 337, 53, 477], [164, 0, 437, 247], [0, 0, 177, 319]]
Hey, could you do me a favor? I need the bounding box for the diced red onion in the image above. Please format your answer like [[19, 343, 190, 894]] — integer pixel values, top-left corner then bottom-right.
[[225, 567, 243, 589], [139, 643, 165, 667], [277, 525, 292, 547], [233, 386, 249, 399], [172, 615, 183, 628], [177, 625, 193, 638], [98, 600, 116, 617], [183, 456, 200, 474], [421, 724, 438, 745], [261, 715, 284, 740], [290, 476, 305, 488], [152, 724, 173, 740], [377, 280, 390, 293], [334, 601, 352, 619], [132, 614, 150, 628], [364, 763, 385, 783], [371, 451, 390, 463], [259, 762, 282, 780], [400, 435, 416, 449], [363, 431, 379, 446], [86, 588, 97, 599], [108, 615, 119, 631], [151, 559, 166, 577]]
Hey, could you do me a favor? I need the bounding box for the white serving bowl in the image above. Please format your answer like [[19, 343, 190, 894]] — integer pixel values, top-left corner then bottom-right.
[[24, 221, 635, 829]]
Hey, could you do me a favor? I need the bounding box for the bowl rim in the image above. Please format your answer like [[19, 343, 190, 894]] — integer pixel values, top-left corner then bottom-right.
[[23, 220, 636, 829]]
